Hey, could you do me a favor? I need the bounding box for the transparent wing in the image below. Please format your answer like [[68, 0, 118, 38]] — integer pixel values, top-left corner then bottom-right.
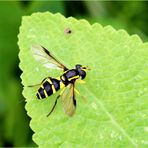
[[31, 45, 68, 71], [61, 83, 76, 116]]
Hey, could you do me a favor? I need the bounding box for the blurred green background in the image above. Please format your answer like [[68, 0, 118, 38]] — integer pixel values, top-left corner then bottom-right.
[[0, 1, 148, 147]]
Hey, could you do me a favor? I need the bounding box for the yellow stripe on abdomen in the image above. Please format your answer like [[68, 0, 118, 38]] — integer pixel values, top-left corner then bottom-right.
[[47, 78, 52, 84], [44, 89, 48, 98], [47, 78, 56, 94], [52, 85, 56, 94]]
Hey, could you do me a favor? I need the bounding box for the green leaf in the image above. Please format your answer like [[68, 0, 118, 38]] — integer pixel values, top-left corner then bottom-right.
[[0, 2, 35, 146], [18, 12, 148, 147]]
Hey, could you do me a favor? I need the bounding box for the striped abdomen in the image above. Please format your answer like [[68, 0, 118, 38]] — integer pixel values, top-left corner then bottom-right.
[[37, 77, 62, 99]]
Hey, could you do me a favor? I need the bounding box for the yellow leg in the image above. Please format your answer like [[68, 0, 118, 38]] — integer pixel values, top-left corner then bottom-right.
[[74, 88, 87, 103], [74, 88, 80, 95], [77, 79, 86, 84], [59, 87, 66, 95]]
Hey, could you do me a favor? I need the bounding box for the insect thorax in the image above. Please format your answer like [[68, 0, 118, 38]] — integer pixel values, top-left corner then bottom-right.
[[60, 69, 80, 85]]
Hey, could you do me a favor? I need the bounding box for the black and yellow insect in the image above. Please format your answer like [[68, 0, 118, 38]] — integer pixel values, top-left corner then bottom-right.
[[30, 45, 90, 117]]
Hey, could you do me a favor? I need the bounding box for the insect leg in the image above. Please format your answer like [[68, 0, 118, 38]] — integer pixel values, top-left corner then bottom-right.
[[77, 79, 86, 84], [27, 84, 41, 87], [46, 95, 60, 117], [74, 88, 80, 95], [46, 87, 66, 117], [27, 77, 49, 87], [74, 88, 87, 103]]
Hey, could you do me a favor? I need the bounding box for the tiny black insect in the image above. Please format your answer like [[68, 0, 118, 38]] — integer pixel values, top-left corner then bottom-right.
[[64, 28, 72, 34], [29, 45, 90, 117]]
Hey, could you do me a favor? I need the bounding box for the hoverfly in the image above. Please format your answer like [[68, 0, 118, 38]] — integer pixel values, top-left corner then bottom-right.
[[29, 45, 90, 117]]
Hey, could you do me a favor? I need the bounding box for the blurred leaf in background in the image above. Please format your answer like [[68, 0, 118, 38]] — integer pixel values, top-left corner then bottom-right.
[[84, 1, 148, 41], [0, 1, 65, 147], [0, 2, 28, 147], [0, 1, 148, 147]]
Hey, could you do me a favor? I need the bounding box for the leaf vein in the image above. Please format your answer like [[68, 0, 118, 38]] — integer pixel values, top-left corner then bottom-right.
[[84, 87, 138, 147]]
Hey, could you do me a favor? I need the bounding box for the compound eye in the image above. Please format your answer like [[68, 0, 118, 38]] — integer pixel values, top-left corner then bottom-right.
[[80, 70, 86, 79], [76, 64, 82, 69]]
